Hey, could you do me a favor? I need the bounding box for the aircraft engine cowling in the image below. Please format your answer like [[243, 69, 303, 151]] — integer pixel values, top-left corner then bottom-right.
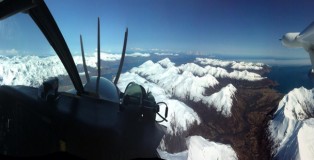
[[281, 32, 303, 48]]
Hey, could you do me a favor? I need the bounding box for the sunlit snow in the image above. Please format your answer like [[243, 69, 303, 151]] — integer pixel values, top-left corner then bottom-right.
[[157, 136, 238, 160], [0, 52, 151, 86], [128, 58, 237, 117], [117, 72, 201, 134], [186, 136, 238, 160], [182, 60, 264, 81], [269, 87, 314, 160], [0, 55, 67, 87]]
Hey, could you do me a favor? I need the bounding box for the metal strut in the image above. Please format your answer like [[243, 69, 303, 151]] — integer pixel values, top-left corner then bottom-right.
[[114, 28, 128, 85], [80, 35, 90, 83]]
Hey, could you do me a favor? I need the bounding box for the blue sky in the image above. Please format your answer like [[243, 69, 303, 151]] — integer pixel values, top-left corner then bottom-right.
[[1, 0, 314, 58]]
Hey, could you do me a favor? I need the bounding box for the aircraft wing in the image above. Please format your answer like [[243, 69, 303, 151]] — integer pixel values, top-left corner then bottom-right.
[[298, 21, 314, 44]]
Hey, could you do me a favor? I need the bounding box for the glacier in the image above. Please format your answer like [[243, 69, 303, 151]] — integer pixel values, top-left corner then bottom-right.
[[269, 87, 314, 160]]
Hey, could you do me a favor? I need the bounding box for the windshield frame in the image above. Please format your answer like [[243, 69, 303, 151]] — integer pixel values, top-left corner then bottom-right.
[[0, 0, 84, 94]]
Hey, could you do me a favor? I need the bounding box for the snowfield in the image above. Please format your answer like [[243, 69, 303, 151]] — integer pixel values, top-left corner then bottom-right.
[[269, 87, 314, 160]]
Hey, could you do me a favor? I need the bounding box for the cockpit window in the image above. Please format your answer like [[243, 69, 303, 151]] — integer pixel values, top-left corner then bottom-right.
[[0, 13, 74, 91]]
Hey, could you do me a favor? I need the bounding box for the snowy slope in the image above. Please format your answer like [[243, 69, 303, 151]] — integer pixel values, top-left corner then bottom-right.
[[0, 55, 67, 87], [203, 84, 237, 116], [117, 72, 201, 134], [268, 87, 314, 160], [157, 150, 188, 160], [158, 136, 238, 160], [186, 136, 237, 160]]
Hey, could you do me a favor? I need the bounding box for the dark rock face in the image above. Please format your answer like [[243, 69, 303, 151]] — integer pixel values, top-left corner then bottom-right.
[[188, 85, 281, 159], [163, 67, 283, 160]]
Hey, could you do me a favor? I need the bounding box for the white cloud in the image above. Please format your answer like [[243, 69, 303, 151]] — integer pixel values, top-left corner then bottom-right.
[[130, 47, 144, 51], [0, 49, 18, 55], [127, 52, 150, 57], [72, 52, 151, 67], [130, 47, 174, 53], [154, 52, 179, 56]]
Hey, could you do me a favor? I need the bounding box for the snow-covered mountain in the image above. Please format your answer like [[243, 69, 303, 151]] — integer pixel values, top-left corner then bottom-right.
[[117, 71, 201, 134], [0, 52, 150, 87], [195, 57, 264, 71], [183, 60, 265, 81], [3, 54, 313, 159], [127, 58, 240, 117], [0, 55, 67, 87], [116, 58, 270, 159], [0, 54, 274, 159], [268, 87, 314, 160]]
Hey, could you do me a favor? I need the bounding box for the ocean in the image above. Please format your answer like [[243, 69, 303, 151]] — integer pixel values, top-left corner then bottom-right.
[[218, 56, 314, 94], [267, 65, 314, 94]]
